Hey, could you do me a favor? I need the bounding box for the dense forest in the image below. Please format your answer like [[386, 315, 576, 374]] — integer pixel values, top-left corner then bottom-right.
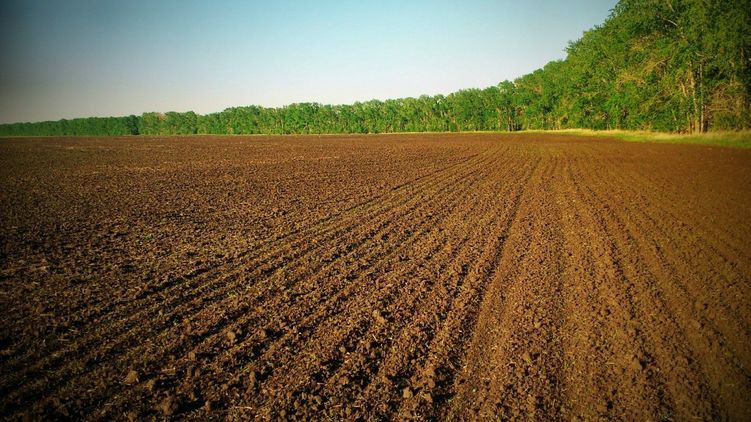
[[1, 0, 748, 136]]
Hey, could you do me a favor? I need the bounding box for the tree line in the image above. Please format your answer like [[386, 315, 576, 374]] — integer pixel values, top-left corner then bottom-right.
[[1, 0, 748, 137]]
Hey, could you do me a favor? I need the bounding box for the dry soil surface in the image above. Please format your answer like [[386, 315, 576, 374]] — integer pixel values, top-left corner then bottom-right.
[[1, 133, 750, 420]]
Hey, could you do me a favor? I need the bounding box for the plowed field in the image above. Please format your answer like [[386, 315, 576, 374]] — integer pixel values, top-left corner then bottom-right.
[[1, 133, 750, 420]]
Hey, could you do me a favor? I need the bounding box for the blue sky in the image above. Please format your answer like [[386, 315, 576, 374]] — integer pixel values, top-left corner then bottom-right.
[[0, 0, 616, 123]]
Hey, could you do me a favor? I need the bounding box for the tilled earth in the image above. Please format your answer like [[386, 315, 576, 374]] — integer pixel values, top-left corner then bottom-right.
[[0, 133, 750, 420]]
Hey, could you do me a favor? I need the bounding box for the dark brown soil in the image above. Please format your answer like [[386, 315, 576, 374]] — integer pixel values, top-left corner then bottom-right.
[[1, 133, 749, 420]]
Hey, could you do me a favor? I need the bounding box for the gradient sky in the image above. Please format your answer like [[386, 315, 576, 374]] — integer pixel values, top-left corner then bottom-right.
[[0, 0, 616, 124]]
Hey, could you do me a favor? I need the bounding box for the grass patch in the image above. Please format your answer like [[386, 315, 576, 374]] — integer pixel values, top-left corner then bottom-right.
[[523, 129, 751, 148]]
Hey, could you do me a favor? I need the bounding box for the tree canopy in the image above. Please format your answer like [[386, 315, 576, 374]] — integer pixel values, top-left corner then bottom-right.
[[2, 0, 748, 137]]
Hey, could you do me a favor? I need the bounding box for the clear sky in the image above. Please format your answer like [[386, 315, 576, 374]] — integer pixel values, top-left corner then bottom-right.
[[0, 0, 616, 124]]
